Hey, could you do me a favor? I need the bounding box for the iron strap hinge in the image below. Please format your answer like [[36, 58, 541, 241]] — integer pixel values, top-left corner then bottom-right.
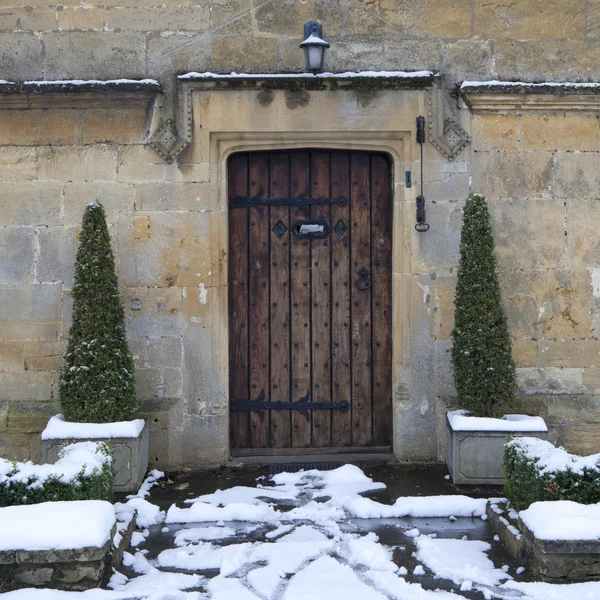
[[231, 390, 349, 422], [230, 187, 347, 216]]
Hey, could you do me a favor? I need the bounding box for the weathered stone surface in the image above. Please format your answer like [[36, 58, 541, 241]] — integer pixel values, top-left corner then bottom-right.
[[513, 341, 538, 368], [38, 146, 118, 182], [0, 33, 43, 81], [105, 5, 210, 31], [327, 39, 386, 72], [520, 115, 600, 151], [81, 109, 149, 145], [0, 148, 38, 183], [566, 199, 600, 268], [0, 343, 24, 372], [471, 115, 518, 151], [23, 341, 63, 372], [472, 151, 553, 199], [516, 367, 584, 395], [538, 340, 600, 367], [135, 182, 210, 212], [36, 227, 77, 286], [383, 38, 442, 71], [0, 110, 80, 146], [474, 0, 585, 39], [0, 183, 62, 227], [555, 153, 600, 199], [442, 38, 493, 83], [63, 181, 135, 227], [212, 36, 279, 72], [493, 39, 600, 82], [0, 228, 36, 285], [43, 31, 146, 80], [0, 372, 53, 402], [490, 198, 565, 270], [501, 269, 592, 339], [57, 7, 106, 30]]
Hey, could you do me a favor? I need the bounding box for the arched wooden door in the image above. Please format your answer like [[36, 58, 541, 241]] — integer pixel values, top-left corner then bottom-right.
[[228, 150, 392, 454]]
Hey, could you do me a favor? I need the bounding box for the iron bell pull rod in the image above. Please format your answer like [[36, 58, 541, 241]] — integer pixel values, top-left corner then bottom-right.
[[415, 116, 430, 233]]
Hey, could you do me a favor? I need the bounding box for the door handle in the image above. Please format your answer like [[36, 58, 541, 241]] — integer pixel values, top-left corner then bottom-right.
[[356, 267, 371, 290]]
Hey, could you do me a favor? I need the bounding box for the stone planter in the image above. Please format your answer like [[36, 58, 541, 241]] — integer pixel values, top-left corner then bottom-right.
[[41, 415, 149, 494], [446, 411, 548, 486]]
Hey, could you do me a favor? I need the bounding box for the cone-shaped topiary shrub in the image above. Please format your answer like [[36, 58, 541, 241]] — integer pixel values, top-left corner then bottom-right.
[[451, 193, 516, 418], [60, 202, 137, 423]]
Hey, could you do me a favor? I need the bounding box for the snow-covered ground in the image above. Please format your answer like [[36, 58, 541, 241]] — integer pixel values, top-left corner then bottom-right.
[[2, 464, 600, 600]]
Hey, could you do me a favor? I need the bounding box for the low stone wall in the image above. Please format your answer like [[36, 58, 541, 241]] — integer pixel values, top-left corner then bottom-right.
[[0, 510, 136, 591], [486, 500, 600, 581]]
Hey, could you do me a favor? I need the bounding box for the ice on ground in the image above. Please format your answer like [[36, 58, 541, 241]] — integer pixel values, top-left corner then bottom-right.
[[41, 414, 145, 440], [174, 525, 237, 544], [284, 555, 388, 600], [520, 500, 600, 540], [415, 536, 511, 586], [365, 570, 459, 599], [0, 500, 114, 551], [114, 497, 165, 528], [447, 411, 547, 432], [110, 566, 205, 594], [265, 524, 295, 539], [0, 441, 111, 488], [336, 494, 486, 518]]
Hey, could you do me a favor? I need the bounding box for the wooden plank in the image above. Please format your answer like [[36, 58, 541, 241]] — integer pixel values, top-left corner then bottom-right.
[[248, 153, 270, 449], [350, 153, 373, 446], [289, 152, 312, 448], [231, 446, 391, 457], [310, 152, 332, 447], [228, 153, 249, 448], [371, 154, 393, 445], [269, 153, 291, 448], [330, 153, 352, 447]]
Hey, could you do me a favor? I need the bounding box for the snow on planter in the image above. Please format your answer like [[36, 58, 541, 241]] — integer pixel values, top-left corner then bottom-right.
[[446, 411, 548, 486], [504, 437, 600, 510], [41, 414, 149, 494], [42, 414, 145, 440], [520, 501, 600, 541], [0, 441, 113, 506], [0, 500, 117, 590]]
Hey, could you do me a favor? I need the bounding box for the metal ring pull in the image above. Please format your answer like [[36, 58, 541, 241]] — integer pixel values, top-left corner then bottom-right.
[[356, 267, 371, 290]]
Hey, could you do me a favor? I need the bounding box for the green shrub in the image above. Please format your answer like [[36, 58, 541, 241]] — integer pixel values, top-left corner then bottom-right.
[[60, 202, 137, 423], [0, 442, 114, 507], [504, 437, 600, 510], [451, 193, 516, 417]]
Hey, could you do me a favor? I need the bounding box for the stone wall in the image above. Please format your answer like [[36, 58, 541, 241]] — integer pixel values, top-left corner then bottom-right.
[[2, 0, 600, 86], [1, 0, 600, 468]]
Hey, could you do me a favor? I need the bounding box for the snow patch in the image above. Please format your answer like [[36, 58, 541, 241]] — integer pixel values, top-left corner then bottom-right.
[[447, 411, 547, 432], [520, 501, 600, 540], [179, 70, 435, 80], [41, 413, 145, 440]]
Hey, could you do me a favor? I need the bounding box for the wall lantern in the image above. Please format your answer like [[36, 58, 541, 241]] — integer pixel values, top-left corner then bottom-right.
[[300, 20, 329, 74]]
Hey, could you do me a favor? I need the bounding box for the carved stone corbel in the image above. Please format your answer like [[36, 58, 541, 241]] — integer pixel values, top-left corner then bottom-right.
[[149, 83, 193, 163], [428, 78, 470, 161]]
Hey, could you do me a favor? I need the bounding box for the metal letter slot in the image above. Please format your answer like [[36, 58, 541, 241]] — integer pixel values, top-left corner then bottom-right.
[[292, 219, 330, 239]]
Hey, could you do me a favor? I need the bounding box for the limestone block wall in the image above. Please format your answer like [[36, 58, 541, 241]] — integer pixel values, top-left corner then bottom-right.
[[2, 0, 600, 86], [433, 99, 600, 457], [0, 93, 220, 469]]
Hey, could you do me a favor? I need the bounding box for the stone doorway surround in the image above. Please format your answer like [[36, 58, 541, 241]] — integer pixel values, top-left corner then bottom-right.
[[149, 72, 472, 467]]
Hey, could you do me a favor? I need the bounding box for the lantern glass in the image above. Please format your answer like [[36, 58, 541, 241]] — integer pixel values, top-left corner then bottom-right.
[[304, 45, 324, 74]]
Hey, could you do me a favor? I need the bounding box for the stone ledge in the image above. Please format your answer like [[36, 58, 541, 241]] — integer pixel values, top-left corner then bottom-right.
[[177, 71, 438, 91], [0, 79, 161, 109], [461, 81, 600, 113]]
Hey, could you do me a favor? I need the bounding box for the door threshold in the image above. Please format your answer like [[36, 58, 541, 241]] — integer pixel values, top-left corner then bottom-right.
[[229, 450, 396, 467]]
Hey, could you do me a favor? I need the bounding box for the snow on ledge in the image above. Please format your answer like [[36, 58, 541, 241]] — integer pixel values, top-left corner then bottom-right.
[[520, 501, 600, 541], [179, 70, 435, 80], [0, 500, 115, 551], [461, 80, 600, 91], [42, 414, 145, 440], [23, 78, 160, 87], [447, 410, 547, 432]]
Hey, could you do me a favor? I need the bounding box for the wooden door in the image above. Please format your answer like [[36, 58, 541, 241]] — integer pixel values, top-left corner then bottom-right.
[[228, 150, 392, 453]]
